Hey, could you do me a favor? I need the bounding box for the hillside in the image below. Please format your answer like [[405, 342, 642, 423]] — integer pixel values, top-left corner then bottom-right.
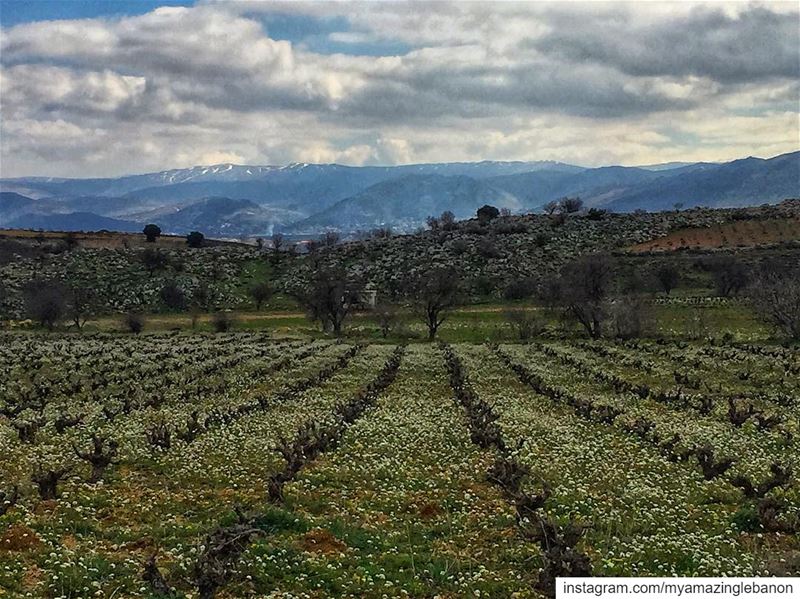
[[629, 216, 800, 253], [280, 200, 800, 298], [1, 200, 798, 320]]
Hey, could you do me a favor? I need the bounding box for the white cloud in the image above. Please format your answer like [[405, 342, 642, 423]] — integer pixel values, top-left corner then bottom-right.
[[0, 1, 797, 177]]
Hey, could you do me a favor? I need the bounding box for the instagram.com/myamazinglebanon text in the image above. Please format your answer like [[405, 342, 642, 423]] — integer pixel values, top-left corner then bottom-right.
[[557, 578, 797, 599]]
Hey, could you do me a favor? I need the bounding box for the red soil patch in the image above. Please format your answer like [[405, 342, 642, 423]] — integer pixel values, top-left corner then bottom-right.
[[629, 218, 800, 253], [300, 528, 347, 554], [418, 502, 443, 519], [0, 524, 44, 552]]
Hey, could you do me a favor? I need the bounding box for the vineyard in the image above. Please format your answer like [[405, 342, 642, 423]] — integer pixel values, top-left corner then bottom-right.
[[0, 334, 798, 598]]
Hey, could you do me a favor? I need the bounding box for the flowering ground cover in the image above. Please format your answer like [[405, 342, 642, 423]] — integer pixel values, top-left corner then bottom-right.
[[0, 335, 797, 598]]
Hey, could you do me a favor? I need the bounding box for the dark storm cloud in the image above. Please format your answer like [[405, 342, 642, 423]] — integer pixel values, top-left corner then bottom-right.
[[533, 5, 800, 84]]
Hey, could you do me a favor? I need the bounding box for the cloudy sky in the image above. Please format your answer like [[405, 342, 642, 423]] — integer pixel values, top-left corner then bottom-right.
[[0, 0, 798, 177]]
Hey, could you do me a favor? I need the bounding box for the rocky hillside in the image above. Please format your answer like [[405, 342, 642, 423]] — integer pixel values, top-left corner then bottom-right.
[[279, 200, 800, 299], [1, 200, 798, 320]]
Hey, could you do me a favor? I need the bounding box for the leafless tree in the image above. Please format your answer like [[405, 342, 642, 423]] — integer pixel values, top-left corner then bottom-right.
[[66, 284, 96, 329], [412, 266, 460, 340], [504, 308, 546, 340], [556, 254, 614, 338], [609, 297, 654, 339], [558, 197, 583, 214], [23, 279, 66, 330], [321, 231, 340, 247], [141, 247, 168, 277], [295, 267, 360, 336], [248, 280, 272, 310], [709, 256, 749, 297], [654, 264, 680, 295], [270, 232, 284, 264], [373, 303, 399, 338], [440, 210, 456, 230], [748, 263, 800, 340]]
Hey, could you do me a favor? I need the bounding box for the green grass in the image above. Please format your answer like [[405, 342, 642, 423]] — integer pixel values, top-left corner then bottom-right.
[[5, 294, 786, 344]]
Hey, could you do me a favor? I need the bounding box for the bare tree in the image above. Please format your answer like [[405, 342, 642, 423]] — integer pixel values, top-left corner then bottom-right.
[[504, 308, 546, 340], [558, 197, 583, 214], [321, 231, 340, 247], [609, 297, 654, 339], [426, 215, 440, 231], [654, 264, 680, 295], [440, 210, 456, 230], [295, 267, 360, 336], [160, 280, 187, 311], [373, 303, 399, 338], [122, 312, 145, 334], [270, 232, 284, 265], [371, 226, 393, 239], [23, 279, 66, 330], [543, 200, 559, 215], [710, 256, 749, 297], [556, 254, 614, 338], [248, 280, 273, 310], [66, 284, 96, 329], [141, 248, 168, 277], [413, 267, 460, 341], [748, 263, 800, 340]]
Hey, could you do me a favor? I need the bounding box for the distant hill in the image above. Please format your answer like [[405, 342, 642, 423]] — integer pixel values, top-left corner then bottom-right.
[[154, 197, 304, 236], [0, 192, 37, 222], [1, 152, 797, 235], [7, 211, 142, 233], [289, 174, 520, 233], [601, 153, 800, 212]]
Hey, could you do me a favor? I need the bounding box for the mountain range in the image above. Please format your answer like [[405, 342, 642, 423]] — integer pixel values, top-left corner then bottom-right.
[[1, 151, 797, 237]]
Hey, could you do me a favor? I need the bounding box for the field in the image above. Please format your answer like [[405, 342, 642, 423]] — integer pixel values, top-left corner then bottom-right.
[[628, 217, 800, 253], [1, 333, 797, 598]]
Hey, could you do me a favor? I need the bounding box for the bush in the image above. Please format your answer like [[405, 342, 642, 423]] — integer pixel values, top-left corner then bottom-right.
[[609, 297, 654, 339], [248, 281, 273, 310], [747, 263, 800, 340], [186, 231, 205, 248], [502, 277, 538, 301], [449, 238, 470, 255], [504, 309, 546, 340], [477, 205, 500, 224], [160, 281, 187, 311], [123, 312, 145, 334], [143, 224, 161, 243], [212, 311, 235, 332], [477, 237, 503, 259], [23, 279, 66, 330]]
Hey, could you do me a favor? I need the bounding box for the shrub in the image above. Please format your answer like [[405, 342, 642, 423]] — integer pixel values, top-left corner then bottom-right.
[[248, 281, 273, 310], [609, 297, 654, 339], [23, 279, 66, 330], [186, 231, 205, 248], [477, 205, 500, 224], [502, 277, 538, 300], [160, 281, 187, 311], [654, 264, 680, 295], [143, 224, 161, 243], [212, 311, 235, 332], [504, 309, 546, 340], [122, 312, 145, 334]]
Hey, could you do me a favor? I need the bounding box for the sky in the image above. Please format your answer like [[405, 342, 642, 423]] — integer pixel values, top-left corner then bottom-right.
[[0, 0, 798, 178]]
